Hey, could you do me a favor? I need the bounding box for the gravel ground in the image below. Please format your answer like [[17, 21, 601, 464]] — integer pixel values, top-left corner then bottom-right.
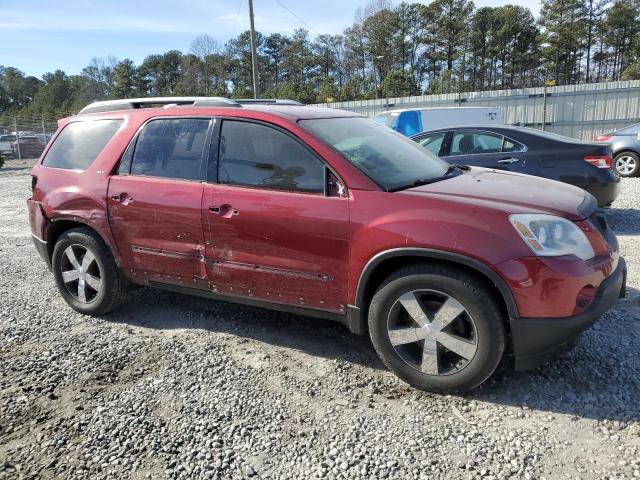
[[1, 158, 639, 480]]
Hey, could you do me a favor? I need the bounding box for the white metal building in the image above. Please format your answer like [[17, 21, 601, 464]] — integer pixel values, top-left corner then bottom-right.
[[311, 80, 640, 140]]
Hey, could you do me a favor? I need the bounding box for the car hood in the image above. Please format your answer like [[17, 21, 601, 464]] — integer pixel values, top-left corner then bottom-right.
[[400, 168, 592, 220]]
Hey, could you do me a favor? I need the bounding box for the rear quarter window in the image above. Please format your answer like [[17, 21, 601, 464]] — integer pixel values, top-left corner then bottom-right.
[[42, 119, 123, 170]]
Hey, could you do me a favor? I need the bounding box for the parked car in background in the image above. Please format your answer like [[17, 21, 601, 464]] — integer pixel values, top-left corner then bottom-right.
[[35, 133, 53, 146], [12, 136, 46, 158], [594, 123, 640, 177], [412, 125, 620, 207], [374, 107, 503, 137], [0, 134, 16, 159], [27, 97, 626, 394]]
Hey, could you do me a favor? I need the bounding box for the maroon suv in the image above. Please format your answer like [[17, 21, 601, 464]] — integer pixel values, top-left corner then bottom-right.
[[27, 97, 626, 393]]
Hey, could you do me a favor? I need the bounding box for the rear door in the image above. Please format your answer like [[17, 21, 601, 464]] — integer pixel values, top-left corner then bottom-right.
[[108, 117, 212, 282], [201, 118, 350, 313], [442, 129, 527, 172]]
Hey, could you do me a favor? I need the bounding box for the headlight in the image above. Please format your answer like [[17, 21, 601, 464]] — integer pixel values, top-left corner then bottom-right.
[[509, 214, 595, 260]]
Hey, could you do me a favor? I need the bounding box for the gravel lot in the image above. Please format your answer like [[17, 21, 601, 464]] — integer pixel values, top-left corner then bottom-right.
[[1, 158, 639, 480]]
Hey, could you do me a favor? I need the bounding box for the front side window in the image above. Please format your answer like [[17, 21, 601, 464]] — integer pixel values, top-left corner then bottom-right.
[[218, 120, 325, 194], [128, 118, 210, 181], [416, 132, 446, 156], [43, 120, 123, 170], [450, 131, 503, 156], [300, 117, 449, 192]]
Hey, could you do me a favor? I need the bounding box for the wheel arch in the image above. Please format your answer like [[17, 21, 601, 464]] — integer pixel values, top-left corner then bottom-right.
[[612, 148, 640, 159], [353, 248, 519, 332], [45, 219, 120, 267]]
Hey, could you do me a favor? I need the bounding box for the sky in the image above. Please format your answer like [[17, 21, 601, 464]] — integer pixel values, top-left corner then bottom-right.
[[0, 0, 541, 78]]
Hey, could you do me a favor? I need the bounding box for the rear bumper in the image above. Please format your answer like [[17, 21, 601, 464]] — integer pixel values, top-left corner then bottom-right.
[[27, 198, 51, 268], [579, 173, 620, 207], [511, 257, 626, 370]]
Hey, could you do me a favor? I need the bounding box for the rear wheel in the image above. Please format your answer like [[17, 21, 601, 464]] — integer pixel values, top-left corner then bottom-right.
[[368, 265, 506, 393], [614, 152, 639, 177], [52, 227, 127, 315]]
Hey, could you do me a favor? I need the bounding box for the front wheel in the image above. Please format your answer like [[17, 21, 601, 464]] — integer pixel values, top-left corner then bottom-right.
[[52, 227, 127, 315], [614, 152, 639, 177], [368, 265, 506, 394]]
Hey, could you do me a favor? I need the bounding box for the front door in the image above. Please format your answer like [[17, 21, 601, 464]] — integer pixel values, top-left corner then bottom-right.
[[202, 119, 350, 313], [443, 129, 527, 172], [108, 117, 212, 281]]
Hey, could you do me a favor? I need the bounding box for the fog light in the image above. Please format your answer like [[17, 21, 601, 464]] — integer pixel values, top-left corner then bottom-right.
[[576, 285, 596, 311]]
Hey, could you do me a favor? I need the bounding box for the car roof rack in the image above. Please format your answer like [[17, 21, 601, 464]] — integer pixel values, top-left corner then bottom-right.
[[235, 98, 303, 105], [78, 97, 241, 114]]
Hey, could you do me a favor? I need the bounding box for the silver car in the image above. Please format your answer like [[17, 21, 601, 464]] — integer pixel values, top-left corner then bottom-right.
[[595, 123, 640, 177]]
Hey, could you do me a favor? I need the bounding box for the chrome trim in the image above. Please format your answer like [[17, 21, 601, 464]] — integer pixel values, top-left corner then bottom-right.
[[31, 233, 47, 244], [206, 258, 331, 282]]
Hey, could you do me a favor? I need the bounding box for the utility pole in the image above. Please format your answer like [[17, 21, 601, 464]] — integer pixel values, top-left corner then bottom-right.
[[248, 0, 259, 99]]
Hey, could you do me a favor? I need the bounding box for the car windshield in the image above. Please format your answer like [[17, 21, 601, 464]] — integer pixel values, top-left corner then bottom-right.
[[300, 117, 450, 191]]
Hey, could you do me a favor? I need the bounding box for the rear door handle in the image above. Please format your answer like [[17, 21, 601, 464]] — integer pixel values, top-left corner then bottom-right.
[[497, 158, 520, 164], [209, 205, 239, 217]]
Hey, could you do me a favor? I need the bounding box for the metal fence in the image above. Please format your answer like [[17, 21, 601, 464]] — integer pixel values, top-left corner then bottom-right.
[[0, 112, 64, 159], [311, 80, 640, 140]]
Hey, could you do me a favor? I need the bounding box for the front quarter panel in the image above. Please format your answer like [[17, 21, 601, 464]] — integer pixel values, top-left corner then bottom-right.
[[347, 189, 531, 304]]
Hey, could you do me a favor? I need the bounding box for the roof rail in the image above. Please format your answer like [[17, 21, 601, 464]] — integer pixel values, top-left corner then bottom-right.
[[78, 97, 240, 114], [235, 98, 303, 106]]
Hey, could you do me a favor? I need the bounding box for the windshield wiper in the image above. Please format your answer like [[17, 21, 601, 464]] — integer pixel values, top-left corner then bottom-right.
[[389, 164, 469, 192]]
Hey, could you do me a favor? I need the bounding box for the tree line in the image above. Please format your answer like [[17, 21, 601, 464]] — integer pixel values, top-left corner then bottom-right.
[[2, 0, 640, 128]]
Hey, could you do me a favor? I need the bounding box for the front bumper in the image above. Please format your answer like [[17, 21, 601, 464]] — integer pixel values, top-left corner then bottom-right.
[[510, 257, 626, 370]]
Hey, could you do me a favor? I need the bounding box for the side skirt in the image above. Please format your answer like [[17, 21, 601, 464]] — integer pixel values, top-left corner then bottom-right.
[[148, 281, 366, 335]]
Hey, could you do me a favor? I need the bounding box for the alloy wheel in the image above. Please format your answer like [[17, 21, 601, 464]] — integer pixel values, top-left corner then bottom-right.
[[59, 244, 102, 303], [615, 155, 637, 175], [386, 289, 478, 376]]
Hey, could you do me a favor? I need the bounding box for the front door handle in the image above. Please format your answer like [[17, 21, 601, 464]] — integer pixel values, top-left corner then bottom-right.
[[497, 158, 520, 164], [112, 192, 133, 204]]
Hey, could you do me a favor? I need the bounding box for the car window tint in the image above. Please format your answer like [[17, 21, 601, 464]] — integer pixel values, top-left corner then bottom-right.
[[218, 120, 324, 194], [417, 133, 445, 156], [129, 118, 209, 181], [450, 132, 503, 156], [503, 138, 525, 152], [42, 120, 123, 170]]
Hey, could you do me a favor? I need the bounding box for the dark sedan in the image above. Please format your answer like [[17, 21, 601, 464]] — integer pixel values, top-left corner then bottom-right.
[[411, 125, 620, 207]]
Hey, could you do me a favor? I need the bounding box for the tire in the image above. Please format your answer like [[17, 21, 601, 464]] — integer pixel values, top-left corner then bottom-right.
[[614, 151, 639, 177], [51, 227, 127, 315], [368, 264, 506, 394]]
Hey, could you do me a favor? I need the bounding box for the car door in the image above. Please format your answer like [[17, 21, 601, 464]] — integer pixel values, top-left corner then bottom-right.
[[442, 129, 527, 172], [108, 117, 212, 282], [201, 118, 350, 314]]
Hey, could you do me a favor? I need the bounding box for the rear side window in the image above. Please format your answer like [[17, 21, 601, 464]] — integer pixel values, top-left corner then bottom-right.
[[218, 120, 325, 194], [126, 118, 210, 181], [43, 120, 123, 170], [416, 132, 446, 156]]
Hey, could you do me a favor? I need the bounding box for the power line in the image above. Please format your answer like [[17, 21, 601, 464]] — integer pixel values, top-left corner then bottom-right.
[[230, 0, 244, 39], [273, 0, 321, 36]]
